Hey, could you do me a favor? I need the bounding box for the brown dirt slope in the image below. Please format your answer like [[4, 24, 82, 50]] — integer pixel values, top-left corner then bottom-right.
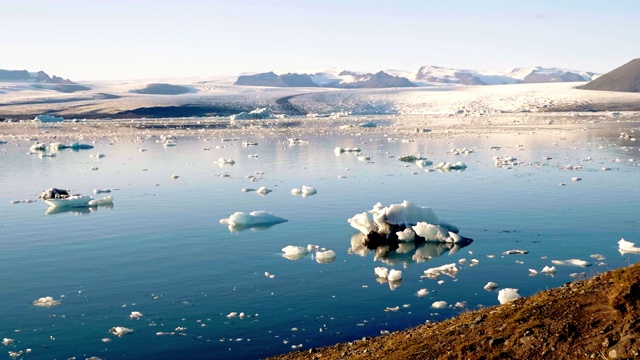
[[580, 58, 640, 92], [267, 263, 640, 360]]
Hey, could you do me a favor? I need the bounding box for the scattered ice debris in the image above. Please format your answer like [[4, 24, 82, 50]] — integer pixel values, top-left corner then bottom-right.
[[101, 338, 111, 343], [348, 200, 469, 248], [129, 311, 143, 319], [618, 238, 640, 254], [417, 288, 429, 298], [503, 249, 529, 255], [422, 263, 459, 279], [334, 147, 361, 154], [3, 338, 14, 346], [291, 185, 317, 197], [93, 189, 111, 194], [109, 326, 134, 336], [484, 282, 499, 291], [374, 267, 402, 281], [493, 155, 518, 168], [264, 271, 275, 278], [384, 306, 400, 312], [39, 152, 56, 158], [431, 301, 447, 309], [541, 266, 557, 275], [281, 245, 309, 260], [32, 296, 61, 307], [256, 186, 271, 195], [216, 158, 235, 165], [571, 177, 582, 182], [434, 161, 467, 171], [230, 107, 273, 121], [498, 288, 520, 304], [551, 259, 591, 267], [29, 143, 47, 152], [94, 153, 106, 159], [242, 140, 258, 146], [528, 269, 538, 275], [450, 147, 474, 155], [220, 211, 288, 230], [315, 250, 336, 263], [287, 138, 311, 145]]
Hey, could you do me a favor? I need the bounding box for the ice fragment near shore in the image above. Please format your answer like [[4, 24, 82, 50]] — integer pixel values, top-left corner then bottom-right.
[[618, 238, 640, 254], [498, 288, 520, 304], [551, 259, 591, 267]]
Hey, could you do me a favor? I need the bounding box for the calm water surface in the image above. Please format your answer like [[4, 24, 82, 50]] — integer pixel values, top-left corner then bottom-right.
[[1, 121, 639, 359]]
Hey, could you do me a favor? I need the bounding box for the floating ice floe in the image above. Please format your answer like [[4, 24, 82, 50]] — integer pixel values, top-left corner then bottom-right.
[[503, 249, 528, 255], [291, 185, 317, 197], [220, 211, 288, 231], [129, 311, 143, 319], [431, 301, 447, 309], [334, 147, 361, 154], [287, 138, 311, 145], [450, 147, 474, 155], [417, 288, 429, 297], [281, 245, 309, 260], [315, 250, 336, 263], [109, 326, 134, 336], [422, 263, 459, 279], [93, 189, 111, 194], [216, 158, 235, 165], [374, 267, 402, 281], [348, 200, 470, 248], [256, 186, 271, 195], [32, 296, 61, 307], [434, 161, 467, 171], [551, 259, 591, 267], [497, 288, 520, 304], [2, 338, 13, 346], [29, 143, 46, 152], [230, 107, 273, 121], [33, 114, 64, 123], [541, 265, 557, 275], [484, 282, 499, 291], [50, 142, 94, 150], [618, 238, 640, 254]]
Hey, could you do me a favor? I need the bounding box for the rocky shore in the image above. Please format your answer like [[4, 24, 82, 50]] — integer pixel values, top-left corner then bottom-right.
[[267, 263, 640, 360]]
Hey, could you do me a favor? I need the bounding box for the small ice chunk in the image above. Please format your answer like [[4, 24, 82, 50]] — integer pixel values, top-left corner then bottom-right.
[[384, 306, 400, 312], [220, 211, 288, 228], [256, 186, 271, 195], [431, 301, 447, 309], [497, 288, 520, 304], [417, 288, 429, 297], [32, 296, 61, 307], [484, 282, 499, 291], [3, 338, 14, 346], [618, 238, 640, 254], [109, 326, 134, 336], [423, 263, 459, 279], [502, 249, 528, 255], [374, 267, 389, 279], [216, 158, 235, 165], [316, 250, 336, 263], [387, 269, 403, 281], [88, 196, 113, 206], [551, 259, 591, 267], [129, 311, 143, 319], [541, 266, 557, 274]]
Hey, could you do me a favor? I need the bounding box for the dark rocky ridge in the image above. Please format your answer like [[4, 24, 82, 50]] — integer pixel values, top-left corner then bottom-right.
[[579, 58, 640, 93], [131, 83, 192, 95], [235, 70, 417, 88]]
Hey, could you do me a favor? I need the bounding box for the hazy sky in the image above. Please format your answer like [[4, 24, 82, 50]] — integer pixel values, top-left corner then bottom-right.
[[3, 0, 639, 80]]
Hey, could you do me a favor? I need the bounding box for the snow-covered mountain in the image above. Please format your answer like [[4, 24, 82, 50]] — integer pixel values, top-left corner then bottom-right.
[[0, 68, 89, 93], [234, 70, 417, 88], [411, 65, 597, 85]]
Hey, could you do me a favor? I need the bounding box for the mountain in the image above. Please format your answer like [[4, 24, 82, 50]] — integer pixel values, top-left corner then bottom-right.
[[131, 83, 192, 95], [235, 70, 417, 88], [0, 69, 76, 84], [414, 65, 596, 85], [578, 58, 640, 93]]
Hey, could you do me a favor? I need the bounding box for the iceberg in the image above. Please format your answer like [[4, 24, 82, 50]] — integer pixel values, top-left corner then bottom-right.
[[423, 263, 459, 279], [282, 245, 309, 260], [315, 250, 336, 263], [32, 296, 61, 307], [220, 211, 288, 231], [618, 238, 640, 254], [33, 115, 64, 123], [230, 107, 273, 121], [348, 200, 470, 248], [497, 288, 520, 304]]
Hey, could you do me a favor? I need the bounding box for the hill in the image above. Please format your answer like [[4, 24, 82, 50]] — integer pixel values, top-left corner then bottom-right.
[[234, 70, 417, 88], [268, 262, 640, 360], [579, 58, 640, 92], [131, 83, 192, 95], [414, 65, 595, 85]]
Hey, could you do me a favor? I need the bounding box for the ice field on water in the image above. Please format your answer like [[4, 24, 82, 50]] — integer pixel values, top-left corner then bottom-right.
[[1, 116, 640, 359]]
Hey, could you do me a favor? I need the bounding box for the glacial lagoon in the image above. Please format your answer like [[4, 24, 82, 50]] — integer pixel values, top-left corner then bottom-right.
[[1, 116, 639, 359]]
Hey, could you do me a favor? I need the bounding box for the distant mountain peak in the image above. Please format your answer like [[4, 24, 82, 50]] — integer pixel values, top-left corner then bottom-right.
[[235, 70, 417, 89]]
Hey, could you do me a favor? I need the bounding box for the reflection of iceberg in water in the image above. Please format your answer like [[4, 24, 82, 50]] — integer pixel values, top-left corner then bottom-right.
[[348, 233, 471, 265], [46, 203, 114, 215]]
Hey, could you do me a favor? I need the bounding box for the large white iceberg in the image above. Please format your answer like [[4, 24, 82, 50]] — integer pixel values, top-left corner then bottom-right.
[[347, 201, 467, 246], [230, 107, 273, 121]]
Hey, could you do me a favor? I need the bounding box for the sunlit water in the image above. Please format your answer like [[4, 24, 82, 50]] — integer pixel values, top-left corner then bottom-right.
[[1, 120, 639, 359]]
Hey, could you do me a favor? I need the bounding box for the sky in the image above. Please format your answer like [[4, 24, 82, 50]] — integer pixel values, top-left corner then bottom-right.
[[2, 0, 639, 81]]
